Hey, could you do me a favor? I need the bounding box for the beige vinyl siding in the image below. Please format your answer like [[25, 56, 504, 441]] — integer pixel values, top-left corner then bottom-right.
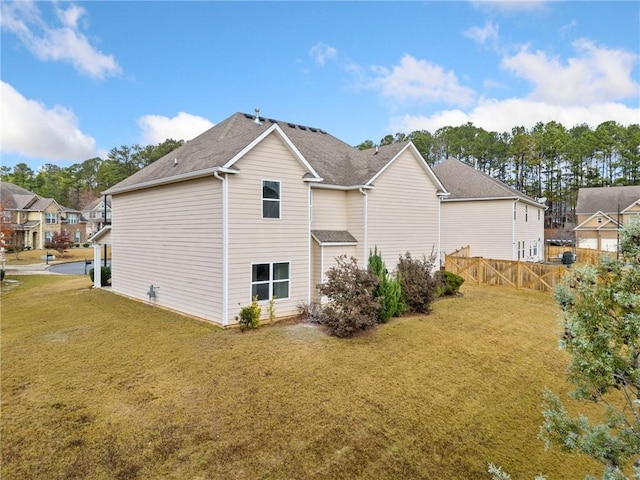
[[311, 240, 322, 302], [514, 202, 545, 261], [311, 189, 348, 230], [346, 190, 365, 262], [366, 150, 440, 270], [311, 242, 357, 303], [227, 132, 310, 322], [441, 200, 513, 260], [111, 177, 223, 322]]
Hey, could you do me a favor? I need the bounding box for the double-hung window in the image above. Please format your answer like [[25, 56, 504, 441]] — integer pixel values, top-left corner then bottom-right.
[[45, 212, 57, 224], [251, 262, 290, 301], [262, 180, 280, 219]]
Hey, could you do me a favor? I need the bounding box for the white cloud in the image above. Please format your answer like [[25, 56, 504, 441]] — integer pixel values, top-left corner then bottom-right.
[[464, 21, 499, 46], [310, 42, 338, 66], [502, 39, 639, 105], [471, 0, 549, 14], [0, 1, 121, 79], [389, 98, 640, 134], [363, 54, 476, 107], [137, 112, 214, 144], [0, 81, 99, 161]]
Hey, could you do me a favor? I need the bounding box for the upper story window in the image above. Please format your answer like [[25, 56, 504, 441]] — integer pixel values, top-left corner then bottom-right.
[[45, 212, 57, 224], [68, 214, 78, 225], [262, 180, 281, 219]]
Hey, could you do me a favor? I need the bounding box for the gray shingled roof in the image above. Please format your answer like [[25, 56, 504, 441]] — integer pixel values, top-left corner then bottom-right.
[[1, 182, 36, 209], [432, 157, 540, 205], [575, 186, 640, 214], [0, 181, 67, 212], [311, 230, 358, 245], [106, 112, 421, 193]]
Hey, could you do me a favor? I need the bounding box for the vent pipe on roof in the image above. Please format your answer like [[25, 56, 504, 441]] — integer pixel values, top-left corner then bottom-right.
[[375, 146, 379, 155], [254, 108, 262, 125]]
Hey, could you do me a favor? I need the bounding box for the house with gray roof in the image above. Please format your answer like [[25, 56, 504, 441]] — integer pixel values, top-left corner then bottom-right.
[[103, 112, 447, 326], [574, 185, 640, 251], [432, 158, 545, 261], [0, 181, 87, 250]]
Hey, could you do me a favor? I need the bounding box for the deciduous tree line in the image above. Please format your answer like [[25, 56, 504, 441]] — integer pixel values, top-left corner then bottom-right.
[[359, 120, 640, 228]]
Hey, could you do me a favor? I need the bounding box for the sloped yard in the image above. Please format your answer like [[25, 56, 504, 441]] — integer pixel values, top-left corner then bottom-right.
[[1, 275, 599, 479]]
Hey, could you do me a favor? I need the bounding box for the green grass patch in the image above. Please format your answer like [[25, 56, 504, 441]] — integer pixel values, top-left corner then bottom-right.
[[2, 276, 600, 479]]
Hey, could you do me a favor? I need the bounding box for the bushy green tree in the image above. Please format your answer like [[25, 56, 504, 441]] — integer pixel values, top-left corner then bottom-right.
[[540, 220, 640, 478], [368, 247, 406, 323]]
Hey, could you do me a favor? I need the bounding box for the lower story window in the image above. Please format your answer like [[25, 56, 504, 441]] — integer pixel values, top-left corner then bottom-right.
[[251, 262, 290, 301]]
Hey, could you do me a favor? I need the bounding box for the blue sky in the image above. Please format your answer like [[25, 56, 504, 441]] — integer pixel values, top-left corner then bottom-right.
[[1, 1, 639, 171]]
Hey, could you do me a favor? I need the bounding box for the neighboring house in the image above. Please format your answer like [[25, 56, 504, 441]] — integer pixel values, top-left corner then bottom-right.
[[432, 158, 545, 262], [82, 196, 112, 237], [0, 181, 88, 249], [62, 207, 88, 245], [574, 186, 640, 251], [103, 112, 448, 326]]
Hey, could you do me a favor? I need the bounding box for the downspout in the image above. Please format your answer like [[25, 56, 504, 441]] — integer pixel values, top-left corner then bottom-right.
[[512, 199, 519, 260], [359, 188, 368, 262], [214, 171, 229, 326], [438, 194, 442, 268], [308, 185, 312, 302]]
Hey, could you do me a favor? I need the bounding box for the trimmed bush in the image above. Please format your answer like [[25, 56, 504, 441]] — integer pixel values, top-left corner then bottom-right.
[[236, 296, 261, 332], [368, 247, 406, 322], [396, 252, 437, 314], [88, 266, 111, 285], [436, 270, 465, 297], [319, 255, 381, 337]]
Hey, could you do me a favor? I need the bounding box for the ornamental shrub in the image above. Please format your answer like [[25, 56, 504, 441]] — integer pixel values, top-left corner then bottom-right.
[[319, 255, 381, 337], [435, 270, 464, 297], [396, 251, 437, 314], [237, 296, 261, 332], [368, 247, 406, 322], [88, 266, 111, 285]]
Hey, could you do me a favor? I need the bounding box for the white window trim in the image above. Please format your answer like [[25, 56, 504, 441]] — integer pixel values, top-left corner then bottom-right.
[[261, 179, 281, 220], [250, 261, 291, 302]]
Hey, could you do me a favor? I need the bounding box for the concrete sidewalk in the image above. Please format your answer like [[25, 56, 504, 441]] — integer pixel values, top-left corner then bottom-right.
[[3, 264, 59, 275]]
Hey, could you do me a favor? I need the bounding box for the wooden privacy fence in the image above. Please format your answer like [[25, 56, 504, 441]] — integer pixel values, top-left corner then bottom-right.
[[445, 255, 569, 293], [546, 245, 615, 265]]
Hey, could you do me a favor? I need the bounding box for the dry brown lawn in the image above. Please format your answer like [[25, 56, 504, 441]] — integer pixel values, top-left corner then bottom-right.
[[1, 275, 600, 479], [3, 246, 110, 265]]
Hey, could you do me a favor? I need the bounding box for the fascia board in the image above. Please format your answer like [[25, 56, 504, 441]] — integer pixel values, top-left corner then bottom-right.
[[103, 167, 235, 195]]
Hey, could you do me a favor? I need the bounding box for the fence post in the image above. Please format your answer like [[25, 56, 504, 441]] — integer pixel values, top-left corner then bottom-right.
[[516, 261, 521, 290], [477, 257, 482, 284]]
